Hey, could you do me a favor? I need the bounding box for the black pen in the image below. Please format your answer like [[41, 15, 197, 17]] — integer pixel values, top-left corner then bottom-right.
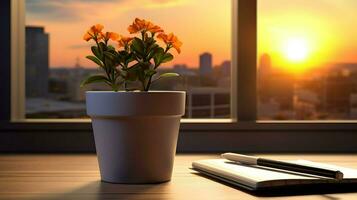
[[221, 153, 344, 180]]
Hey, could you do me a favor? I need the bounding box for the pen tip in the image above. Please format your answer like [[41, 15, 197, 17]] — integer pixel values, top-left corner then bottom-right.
[[336, 171, 344, 180]]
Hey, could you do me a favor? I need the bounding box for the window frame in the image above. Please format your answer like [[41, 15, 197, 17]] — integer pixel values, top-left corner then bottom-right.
[[1, 0, 357, 153]]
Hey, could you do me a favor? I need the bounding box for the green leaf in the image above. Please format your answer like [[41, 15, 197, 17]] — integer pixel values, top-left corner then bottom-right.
[[131, 38, 145, 57], [104, 57, 114, 69], [158, 73, 179, 79], [118, 50, 129, 58], [147, 44, 160, 60], [151, 73, 180, 85], [145, 69, 157, 77], [98, 42, 107, 51], [150, 73, 179, 87], [153, 47, 165, 66], [80, 75, 109, 87], [161, 53, 174, 63], [104, 51, 117, 60], [86, 56, 103, 67], [107, 45, 116, 51], [125, 55, 135, 66], [91, 46, 101, 59], [146, 37, 155, 47]]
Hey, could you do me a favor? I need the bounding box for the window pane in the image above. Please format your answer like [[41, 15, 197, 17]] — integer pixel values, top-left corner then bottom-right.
[[25, 0, 232, 119], [258, 0, 357, 120]]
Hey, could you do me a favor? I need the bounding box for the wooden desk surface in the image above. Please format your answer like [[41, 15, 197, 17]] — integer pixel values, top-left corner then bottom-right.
[[0, 154, 357, 200]]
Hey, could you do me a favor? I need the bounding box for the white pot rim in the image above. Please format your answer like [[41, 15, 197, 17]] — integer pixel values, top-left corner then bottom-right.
[[86, 90, 186, 117]]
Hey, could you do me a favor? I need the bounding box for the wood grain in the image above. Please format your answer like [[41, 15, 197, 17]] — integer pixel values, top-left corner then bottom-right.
[[0, 154, 357, 200]]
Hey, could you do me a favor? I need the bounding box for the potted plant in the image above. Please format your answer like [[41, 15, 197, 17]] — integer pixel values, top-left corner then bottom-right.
[[81, 18, 185, 183]]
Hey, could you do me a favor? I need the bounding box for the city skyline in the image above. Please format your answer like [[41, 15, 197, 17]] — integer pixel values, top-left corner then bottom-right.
[[24, 24, 232, 119], [48, 51, 229, 69], [24, 28, 357, 120]]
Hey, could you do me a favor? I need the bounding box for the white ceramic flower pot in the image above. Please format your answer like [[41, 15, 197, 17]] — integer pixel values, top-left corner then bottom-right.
[[86, 91, 186, 183]]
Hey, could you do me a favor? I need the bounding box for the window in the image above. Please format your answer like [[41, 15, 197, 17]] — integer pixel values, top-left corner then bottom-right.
[[258, 0, 357, 120], [5, 0, 357, 152], [23, 0, 232, 119]]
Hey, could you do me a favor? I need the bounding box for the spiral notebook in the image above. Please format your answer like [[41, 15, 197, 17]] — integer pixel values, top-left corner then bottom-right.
[[192, 159, 357, 191]]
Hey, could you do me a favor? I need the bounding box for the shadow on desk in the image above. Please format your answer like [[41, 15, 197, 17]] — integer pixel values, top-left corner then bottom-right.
[[40, 181, 170, 200], [193, 172, 357, 197], [34, 176, 357, 199]]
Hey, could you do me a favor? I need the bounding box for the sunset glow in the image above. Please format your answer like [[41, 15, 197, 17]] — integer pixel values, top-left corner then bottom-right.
[[283, 38, 309, 63], [25, 0, 357, 71], [26, 0, 231, 68], [258, 0, 357, 73]]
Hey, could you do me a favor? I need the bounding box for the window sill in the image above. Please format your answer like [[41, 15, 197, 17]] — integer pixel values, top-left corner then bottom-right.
[[1, 119, 357, 131]]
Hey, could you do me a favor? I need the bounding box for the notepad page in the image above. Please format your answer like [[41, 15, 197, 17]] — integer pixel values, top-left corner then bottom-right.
[[192, 159, 357, 189], [192, 159, 328, 189]]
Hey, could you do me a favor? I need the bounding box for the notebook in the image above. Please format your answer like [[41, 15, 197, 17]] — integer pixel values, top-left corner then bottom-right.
[[192, 159, 357, 191]]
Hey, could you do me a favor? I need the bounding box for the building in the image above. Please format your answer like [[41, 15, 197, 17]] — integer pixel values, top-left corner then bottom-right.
[[172, 64, 196, 76], [214, 60, 231, 88], [258, 54, 295, 110], [258, 53, 272, 78], [268, 73, 295, 110], [49, 66, 104, 102], [258, 54, 272, 101], [199, 52, 213, 75], [293, 88, 319, 120], [26, 98, 86, 118], [185, 87, 230, 118], [26, 26, 49, 98], [220, 60, 231, 77], [322, 72, 354, 115], [350, 94, 357, 118]]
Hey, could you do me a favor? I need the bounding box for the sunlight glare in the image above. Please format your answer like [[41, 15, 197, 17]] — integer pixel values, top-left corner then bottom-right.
[[283, 38, 309, 62]]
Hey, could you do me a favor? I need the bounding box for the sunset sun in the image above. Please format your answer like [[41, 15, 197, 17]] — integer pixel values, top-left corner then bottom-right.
[[283, 38, 309, 62]]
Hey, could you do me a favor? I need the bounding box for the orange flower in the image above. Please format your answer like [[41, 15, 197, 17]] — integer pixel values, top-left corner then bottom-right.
[[128, 18, 142, 34], [128, 18, 163, 34], [83, 24, 104, 41], [90, 24, 104, 34], [118, 36, 134, 48], [147, 24, 164, 34], [83, 32, 92, 41], [157, 33, 182, 54], [102, 32, 120, 41]]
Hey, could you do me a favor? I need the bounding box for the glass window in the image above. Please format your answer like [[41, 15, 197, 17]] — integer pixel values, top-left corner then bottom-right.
[[24, 0, 232, 119], [258, 0, 357, 120]]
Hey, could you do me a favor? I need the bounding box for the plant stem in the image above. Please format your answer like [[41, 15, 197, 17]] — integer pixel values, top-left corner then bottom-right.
[[142, 81, 147, 91], [124, 81, 128, 91], [145, 75, 153, 91]]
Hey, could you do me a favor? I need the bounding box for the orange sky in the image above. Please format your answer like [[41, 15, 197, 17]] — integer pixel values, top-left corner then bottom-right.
[[258, 0, 357, 72], [26, 0, 357, 70], [26, 0, 231, 68]]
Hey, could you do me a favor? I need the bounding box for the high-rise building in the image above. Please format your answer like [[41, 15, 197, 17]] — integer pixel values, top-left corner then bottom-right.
[[323, 73, 354, 114], [258, 53, 272, 78], [199, 52, 213, 75], [26, 26, 49, 98], [258, 54, 272, 101], [220, 60, 231, 77]]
